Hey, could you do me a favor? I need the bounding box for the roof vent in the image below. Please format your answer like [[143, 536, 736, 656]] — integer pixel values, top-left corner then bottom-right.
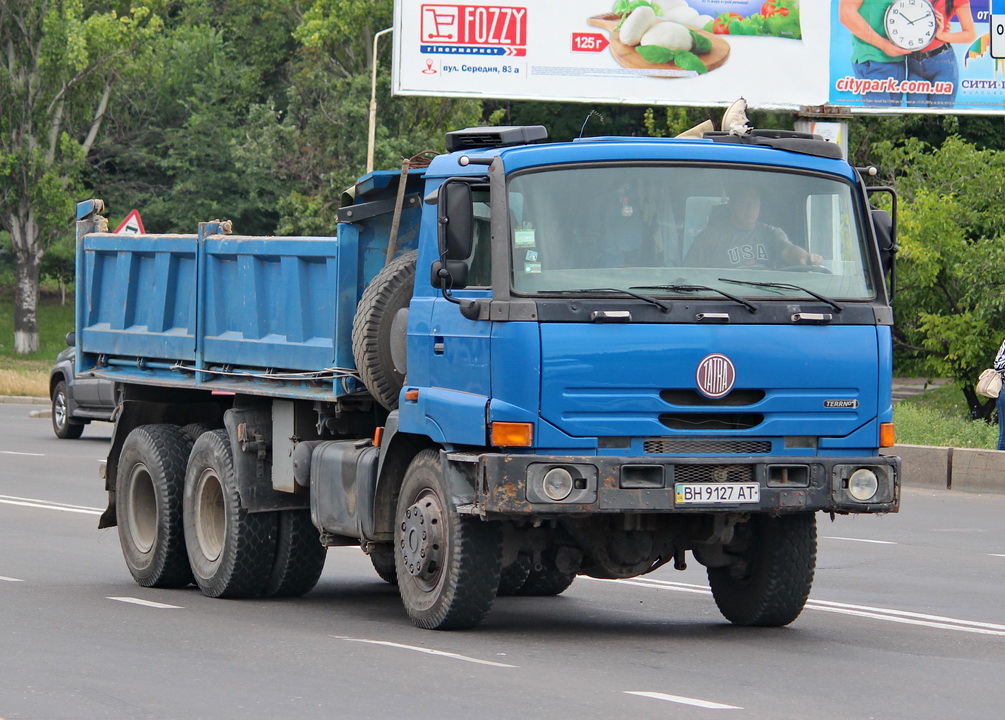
[[445, 125, 548, 152]]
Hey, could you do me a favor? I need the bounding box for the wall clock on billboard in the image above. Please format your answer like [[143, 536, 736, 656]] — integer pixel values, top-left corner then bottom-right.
[[884, 0, 938, 50]]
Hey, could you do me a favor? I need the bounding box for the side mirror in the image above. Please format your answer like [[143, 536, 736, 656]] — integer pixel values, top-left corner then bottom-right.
[[438, 181, 473, 261], [65, 331, 76, 347], [871, 208, 896, 274]]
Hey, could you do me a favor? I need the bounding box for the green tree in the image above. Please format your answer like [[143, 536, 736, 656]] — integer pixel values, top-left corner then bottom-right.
[[266, 0, 482, 235], [875, 136, 1005, 416], [0, 0, 162, 353]]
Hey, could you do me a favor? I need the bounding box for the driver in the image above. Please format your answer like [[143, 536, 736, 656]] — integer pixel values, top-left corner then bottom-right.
[[684, 186, 822, 269]]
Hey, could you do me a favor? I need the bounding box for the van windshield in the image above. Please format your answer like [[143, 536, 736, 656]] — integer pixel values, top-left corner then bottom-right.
[[507, 165, 876, 301]]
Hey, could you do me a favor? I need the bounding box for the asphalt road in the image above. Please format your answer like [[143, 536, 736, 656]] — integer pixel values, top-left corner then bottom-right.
[[2, 403, 1003, 720]]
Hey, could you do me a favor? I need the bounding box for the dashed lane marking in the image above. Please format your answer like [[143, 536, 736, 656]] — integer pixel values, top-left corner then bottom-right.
[[107, 597, 183, 609], [823, 536, 897, 545], [336, 637, 518, 668], [625, 691, 742, 710], [0, 495, 102, 515], [0, 576, 24, 582], [1, 451, 45, 457]]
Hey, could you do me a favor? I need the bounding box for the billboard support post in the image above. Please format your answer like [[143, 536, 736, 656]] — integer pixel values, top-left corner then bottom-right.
[[368, 27, 393, 175]]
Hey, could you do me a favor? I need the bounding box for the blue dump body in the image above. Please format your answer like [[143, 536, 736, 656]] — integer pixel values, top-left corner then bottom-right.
[[77, 127, 903, 631], [75, 170, 426, 399]]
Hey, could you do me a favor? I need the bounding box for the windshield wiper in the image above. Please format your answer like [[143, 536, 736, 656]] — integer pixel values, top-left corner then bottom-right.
[[632, 284, 757, 314], [549, 287, 671, 313], [718, 278, 843, 313]]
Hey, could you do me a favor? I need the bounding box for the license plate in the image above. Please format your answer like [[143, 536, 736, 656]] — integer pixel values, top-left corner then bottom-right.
[[675, 482, 760, 505]]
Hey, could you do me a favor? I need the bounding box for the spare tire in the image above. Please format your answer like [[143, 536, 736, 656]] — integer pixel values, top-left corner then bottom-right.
[[352, 250, 417, 410]]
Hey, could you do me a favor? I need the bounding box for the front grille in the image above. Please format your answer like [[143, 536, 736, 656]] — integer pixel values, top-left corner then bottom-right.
[[644, 439, 772, 455], [673, 464, 754, 483]]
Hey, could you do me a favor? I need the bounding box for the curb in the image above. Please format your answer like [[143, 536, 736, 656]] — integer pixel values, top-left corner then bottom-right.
[[0, 395, 48, 406], [888, 444, 1005, 495]]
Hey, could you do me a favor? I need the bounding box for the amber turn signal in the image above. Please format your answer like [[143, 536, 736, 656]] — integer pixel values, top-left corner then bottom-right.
[[879, 422, 895, 448], [491, 421, 533, 447]]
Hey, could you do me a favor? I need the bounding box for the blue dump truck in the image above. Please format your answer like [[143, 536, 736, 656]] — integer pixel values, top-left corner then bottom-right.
[[75, 124, 901, 630]]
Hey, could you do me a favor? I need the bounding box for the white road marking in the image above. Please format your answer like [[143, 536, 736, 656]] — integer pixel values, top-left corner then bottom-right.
[[625, 691, 741, 710], [337, 637, 518, 668], [989, 554, 1005, 558], [107, 597, 183, 609], [0, 450, 44, 457], [0, 576, 24, 582], [0, 495, 102, 515], [585, 577, 1005, 636], [823, 536, 896, 545]]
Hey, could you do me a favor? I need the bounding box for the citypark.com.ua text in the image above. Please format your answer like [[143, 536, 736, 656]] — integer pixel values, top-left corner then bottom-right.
[[834, 76, 953, 96]]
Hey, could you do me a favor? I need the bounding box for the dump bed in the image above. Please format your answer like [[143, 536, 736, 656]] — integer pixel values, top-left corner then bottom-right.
[[74, 170, 425, 400]]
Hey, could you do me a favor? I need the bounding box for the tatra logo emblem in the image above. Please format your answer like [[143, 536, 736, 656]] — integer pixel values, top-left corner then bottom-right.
[[696, 353, 735, 399]]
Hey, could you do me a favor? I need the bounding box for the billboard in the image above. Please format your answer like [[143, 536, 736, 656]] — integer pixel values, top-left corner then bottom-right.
[[392, 0, 1005, 114]]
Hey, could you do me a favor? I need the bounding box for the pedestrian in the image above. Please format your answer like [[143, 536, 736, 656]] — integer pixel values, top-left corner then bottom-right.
[[994, 337, 1005, 450]]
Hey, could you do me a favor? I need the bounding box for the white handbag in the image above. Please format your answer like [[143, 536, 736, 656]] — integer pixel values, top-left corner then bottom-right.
[[976, 369, 1002, 399]]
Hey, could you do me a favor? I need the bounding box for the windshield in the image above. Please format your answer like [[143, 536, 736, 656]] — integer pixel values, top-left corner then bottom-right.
[[508, 165, 876, 301]]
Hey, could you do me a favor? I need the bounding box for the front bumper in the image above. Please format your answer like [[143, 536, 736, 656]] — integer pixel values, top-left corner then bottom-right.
[[474, 454, 900, 515]]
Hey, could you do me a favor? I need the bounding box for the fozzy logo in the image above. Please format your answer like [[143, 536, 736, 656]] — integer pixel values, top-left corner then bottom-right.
[[420, 4, 527, 56]]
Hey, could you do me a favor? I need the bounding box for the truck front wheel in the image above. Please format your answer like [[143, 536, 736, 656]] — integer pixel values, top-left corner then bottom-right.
[[707, 513, 817, 627], [116, 424, 195, 588], [394, 449, 502, 629], [183, 430, 278, 598]]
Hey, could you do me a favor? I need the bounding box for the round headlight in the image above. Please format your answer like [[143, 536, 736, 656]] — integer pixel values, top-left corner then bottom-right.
[[542, 467, 574, 501], [848, 468, 879, 501]]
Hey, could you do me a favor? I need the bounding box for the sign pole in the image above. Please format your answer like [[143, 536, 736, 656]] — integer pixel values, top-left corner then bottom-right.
[[367, 27, 394, 175]]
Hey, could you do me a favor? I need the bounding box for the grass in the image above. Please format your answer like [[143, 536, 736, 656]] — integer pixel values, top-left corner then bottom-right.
[[893, 381, 999, 449], [0, 289, 75, 398]]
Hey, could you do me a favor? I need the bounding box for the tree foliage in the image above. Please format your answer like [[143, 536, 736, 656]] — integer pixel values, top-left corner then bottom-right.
[[1, 0, 163, 352], [873, 136, 1005, 416]]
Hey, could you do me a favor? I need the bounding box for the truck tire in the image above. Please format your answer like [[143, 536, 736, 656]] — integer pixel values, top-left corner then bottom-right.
[[369, 544, 397, 584], [51, 380, 84, 439], [352, 250, 417, 410], [116, 424, 195, 588], [394, 449, 502, 629], [707, 513, 817, 627], [263, 509, 327, 598], [497, 555, 532, 596], [183, 429, 278, 598], [180, 423, 210, 443], [517, 566, 576, 597]]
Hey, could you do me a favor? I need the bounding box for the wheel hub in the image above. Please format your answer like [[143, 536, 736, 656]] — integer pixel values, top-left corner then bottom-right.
[[399, 491, 444, 585]]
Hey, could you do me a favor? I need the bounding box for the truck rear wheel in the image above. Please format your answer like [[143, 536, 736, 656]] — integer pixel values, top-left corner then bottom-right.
[[394, 449, 502, 629], [369, 544, 397, 584], [352, 250, 417, 410], [497, 555, 532, 596], [116, 424, 194, 588], [183, 429, 278, 598], [707, 513, 817, 627], [263, 509, 327, 598], [517, 565, 576, 597]]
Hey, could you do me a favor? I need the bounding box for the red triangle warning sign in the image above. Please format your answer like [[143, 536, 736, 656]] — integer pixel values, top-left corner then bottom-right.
[[114, 209, 145, 235]]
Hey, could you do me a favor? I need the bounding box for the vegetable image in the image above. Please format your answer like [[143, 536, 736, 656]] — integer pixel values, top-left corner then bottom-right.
[[712, 12, 743, 34], [761, 1, 790, 17]]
